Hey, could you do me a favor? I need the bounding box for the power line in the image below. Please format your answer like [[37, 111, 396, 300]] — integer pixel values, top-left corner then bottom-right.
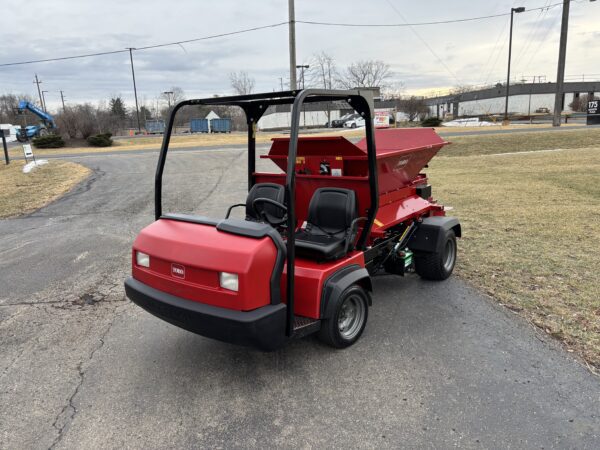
[[0, 22, 289, 67], [383, 0, 461, 84], [296, 2, 565, 28], [0, 2, 579, 70]]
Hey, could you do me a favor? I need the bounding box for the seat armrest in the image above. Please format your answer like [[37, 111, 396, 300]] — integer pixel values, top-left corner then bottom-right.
[[345, 217, 367, 253], [225, 203, 245, 219]]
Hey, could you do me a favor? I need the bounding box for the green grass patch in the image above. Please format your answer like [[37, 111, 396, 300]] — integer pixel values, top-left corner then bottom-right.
[[428, 147, 600, 369]]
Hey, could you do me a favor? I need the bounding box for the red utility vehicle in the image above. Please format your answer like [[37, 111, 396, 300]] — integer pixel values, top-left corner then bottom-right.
[[125, 89, 461, 350]]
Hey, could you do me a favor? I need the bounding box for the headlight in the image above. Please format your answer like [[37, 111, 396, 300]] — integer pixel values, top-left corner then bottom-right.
[[136, 251, 150, 268], [219, 272, 239, 291]]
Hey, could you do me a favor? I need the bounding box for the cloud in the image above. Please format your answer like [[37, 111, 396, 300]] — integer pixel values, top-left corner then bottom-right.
[[0, 0, 597, 110]]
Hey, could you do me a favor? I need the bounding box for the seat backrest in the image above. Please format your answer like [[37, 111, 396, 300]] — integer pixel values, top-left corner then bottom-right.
[[306, 188, 357, 235], [245, 183, 285, 221]]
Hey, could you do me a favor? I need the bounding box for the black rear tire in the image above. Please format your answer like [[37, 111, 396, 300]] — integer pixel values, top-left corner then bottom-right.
[[318, 285, 369, 348], [414, 229, 457, 280]]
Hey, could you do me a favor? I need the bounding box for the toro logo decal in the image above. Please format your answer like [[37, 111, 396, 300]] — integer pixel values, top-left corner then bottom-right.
[[393, 157, 410, 172], [171, 263, 185, 279]]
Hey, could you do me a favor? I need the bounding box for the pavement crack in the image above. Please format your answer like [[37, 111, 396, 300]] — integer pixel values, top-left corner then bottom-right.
[[48, 305, 122, 449]]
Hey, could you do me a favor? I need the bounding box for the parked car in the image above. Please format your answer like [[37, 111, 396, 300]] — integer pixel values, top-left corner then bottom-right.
[[330, 113, 355, 128], [343, 115, 365, 129]]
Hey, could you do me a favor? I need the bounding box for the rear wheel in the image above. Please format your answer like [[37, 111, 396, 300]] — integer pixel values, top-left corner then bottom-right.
[[318, 285, 369, 348], [414, 229, 457, 280]]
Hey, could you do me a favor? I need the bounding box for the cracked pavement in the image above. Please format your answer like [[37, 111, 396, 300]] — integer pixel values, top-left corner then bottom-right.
[[1, 147, 599, 449]]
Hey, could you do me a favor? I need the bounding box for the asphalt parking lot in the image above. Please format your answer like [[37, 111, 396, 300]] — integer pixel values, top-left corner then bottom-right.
[[1, 147, 598, 449]]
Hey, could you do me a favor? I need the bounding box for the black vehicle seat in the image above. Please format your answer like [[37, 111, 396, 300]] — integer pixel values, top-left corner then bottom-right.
[[245, 183, 286, 223], [295, 188, 359, 261]]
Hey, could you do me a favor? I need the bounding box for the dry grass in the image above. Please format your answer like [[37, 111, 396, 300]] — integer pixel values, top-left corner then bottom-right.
[[0, 160, 91, 218], [443, 128, 600, 157], [428, 147, 600, 368]]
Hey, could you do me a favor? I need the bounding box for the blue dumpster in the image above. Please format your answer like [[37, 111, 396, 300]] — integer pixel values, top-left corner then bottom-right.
[[210, 118, 231, 133], [190, 118, 209, 133], [145, 119, 165, 134]]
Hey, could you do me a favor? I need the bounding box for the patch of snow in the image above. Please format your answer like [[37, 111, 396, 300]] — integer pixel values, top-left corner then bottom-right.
[[22, 159, 48, 174], [442, 118, 500, 127]]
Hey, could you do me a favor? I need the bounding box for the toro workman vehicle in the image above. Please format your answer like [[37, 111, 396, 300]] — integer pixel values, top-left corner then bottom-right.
[[125, 89, 461, 350]]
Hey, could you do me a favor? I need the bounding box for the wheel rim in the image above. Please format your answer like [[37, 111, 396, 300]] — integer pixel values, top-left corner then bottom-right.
[[337, 294, 366, 340], [443, 238, 456, 272]]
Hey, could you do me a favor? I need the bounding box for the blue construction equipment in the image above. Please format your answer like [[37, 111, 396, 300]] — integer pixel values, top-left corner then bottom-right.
[[210, 118, 231, 133], [16, 101, 57, 142], [190, 118, 209, 133]]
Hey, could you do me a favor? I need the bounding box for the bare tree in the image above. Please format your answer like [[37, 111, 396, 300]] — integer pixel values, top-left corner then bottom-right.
[[381, 81, 405, 100], [308, 52, 337, 89], [338, 60, 391, 89], [398, 96, 429, 122], [569, 94, 596, 112], [307, 52, 338, 125], [230, 71, 255, 95]]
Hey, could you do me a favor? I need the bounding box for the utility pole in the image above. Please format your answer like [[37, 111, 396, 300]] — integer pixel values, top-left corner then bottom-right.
[[504, 7, 525, 123], [33, 74, 43, 109], [279, 77, 284, 91], [127, 48, 142, 133], [553, 0, 570, 127], [288, 0, 297, 90], [60, 90, 66, 111], [41, 91, 48, 112]]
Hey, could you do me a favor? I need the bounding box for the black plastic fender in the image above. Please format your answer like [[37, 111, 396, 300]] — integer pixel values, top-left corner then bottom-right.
[[408, 216, 461, 254], [320, 265, 372, 319]]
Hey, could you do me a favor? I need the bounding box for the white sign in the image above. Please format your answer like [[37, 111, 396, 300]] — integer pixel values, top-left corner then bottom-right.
[[374, 111, 390, 128], [22, 144, 34, 159]]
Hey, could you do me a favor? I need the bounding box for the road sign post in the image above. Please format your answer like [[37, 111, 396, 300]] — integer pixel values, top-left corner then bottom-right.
[[1, 129, 9, 164], [22, 144, 35, 163]]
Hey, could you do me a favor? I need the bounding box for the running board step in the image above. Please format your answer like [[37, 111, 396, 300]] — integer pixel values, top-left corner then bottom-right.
[[292, 316, 321, 338]]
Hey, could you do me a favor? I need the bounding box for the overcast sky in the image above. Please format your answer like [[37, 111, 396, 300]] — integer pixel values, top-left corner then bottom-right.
[[1, 0, 598, 111]]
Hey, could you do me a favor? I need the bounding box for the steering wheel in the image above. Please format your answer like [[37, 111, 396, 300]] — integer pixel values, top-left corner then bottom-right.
[[252, 197, 287, 227]]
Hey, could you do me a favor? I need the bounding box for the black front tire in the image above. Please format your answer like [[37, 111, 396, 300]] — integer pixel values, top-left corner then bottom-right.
[[414, 229, 457, 280], [318, 285, 369, 348]]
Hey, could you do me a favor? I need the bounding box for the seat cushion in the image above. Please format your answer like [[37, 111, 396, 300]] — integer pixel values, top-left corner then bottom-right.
[[294, 229, 346, 261]]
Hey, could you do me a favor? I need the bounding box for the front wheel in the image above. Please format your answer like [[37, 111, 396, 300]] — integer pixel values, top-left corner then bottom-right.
[[414, 229, 457, 280], [318, 285, 369, 348]]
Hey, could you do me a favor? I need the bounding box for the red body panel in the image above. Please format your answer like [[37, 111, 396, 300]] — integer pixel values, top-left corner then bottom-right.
[[132, 219, 276, 311], [281, 252, 366, 319]]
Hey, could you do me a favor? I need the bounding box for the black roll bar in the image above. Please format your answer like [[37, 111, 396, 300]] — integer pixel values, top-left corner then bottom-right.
[[154, 89, 379, 337]]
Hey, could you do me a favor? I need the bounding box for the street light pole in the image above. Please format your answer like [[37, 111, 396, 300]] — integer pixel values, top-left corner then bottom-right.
[[296, 64, 310, 127], [552, 0, 571, 127], [504, 6, 525, 123], [163, 91, 174, 109], [127, 48, 142, 133], [296, 64, 309, 89]]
